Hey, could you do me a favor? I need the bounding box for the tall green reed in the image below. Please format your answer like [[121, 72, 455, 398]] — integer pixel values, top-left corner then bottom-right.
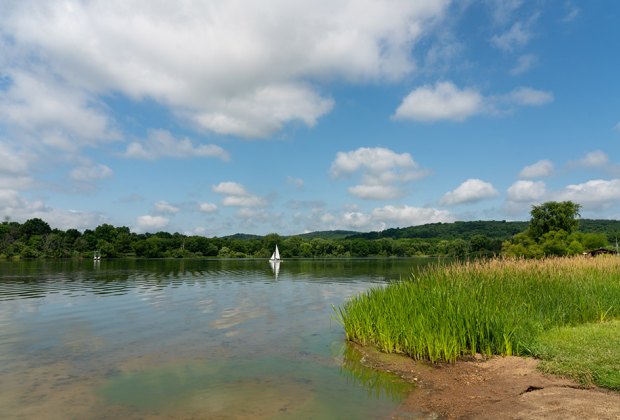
[[336, 256, 620, 363]]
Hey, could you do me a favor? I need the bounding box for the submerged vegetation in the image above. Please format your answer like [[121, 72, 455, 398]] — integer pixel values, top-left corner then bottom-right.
[[336, 257, 620, 366]]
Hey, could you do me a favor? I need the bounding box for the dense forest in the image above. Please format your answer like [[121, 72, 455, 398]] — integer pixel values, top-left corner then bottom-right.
[[1, 215, 619, 260]]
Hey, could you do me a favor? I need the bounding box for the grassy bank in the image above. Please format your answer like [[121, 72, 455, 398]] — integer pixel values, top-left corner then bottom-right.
[[336, 257, 620, 365], [534, 320, 620, 390]]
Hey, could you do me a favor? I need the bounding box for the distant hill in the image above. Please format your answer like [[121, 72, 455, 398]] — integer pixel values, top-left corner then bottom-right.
[[221, 219, 620, 242], [292, 230, 359, 240], [347, 220, 529, 241], [346, 219, 620, 241], [222, 233, 263, 240], [579, 219, 620, 239], [221, 230, 358, 240]]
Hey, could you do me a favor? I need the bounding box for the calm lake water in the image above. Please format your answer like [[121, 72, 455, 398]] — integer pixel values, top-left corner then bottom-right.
[[0, 258, 437, 419]]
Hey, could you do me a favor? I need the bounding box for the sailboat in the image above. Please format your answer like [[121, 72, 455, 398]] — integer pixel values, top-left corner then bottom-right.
[[269, 244, 281, 262], [269, 245, 281, 279]]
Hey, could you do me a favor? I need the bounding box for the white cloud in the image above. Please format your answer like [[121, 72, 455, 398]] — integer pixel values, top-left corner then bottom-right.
[[337, 205, 453, 231], [440, 178, 499, 206], [0, 189, 107, 229], [341, 212, 373, 229], [507, 87, 554, 106], [490, 19, 534, 51], [555, 179, 620, 210], [510, 54, 538, 75], [370, 205, 454, 226], [0, 142, 36, 191], [394, 82, 553, 122], [0, 189, 37, 214], [519, 159, 554, 178], [212, 181, 266, 207], [212, 182, 249, 196], [0, 175, 34, 191], [0, 142, 32, 175], [393, 82, 484, 122], [614, 122, 620, 132], [575, 150, 609, 168], [222, 196, 266, 207], [1, 0, 451, 139], [70, 163, 113, 182], [199, 202, 218, 214], [0, 72, 117, 151], [124, 129, 229, 161], [507, 180, 546, 202], [154, 200, 180, 214], [188, 85, 334, 138], [348, 185, 403, 200], [331, 147, 428, 200], [136, 215, 169, 231]]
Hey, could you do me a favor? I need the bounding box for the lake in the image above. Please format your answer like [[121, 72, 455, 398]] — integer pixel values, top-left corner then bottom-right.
[[0, 258, 437, 419]]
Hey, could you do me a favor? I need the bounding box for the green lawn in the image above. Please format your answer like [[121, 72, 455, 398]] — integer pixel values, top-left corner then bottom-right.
[[533, 320, 620, 390]]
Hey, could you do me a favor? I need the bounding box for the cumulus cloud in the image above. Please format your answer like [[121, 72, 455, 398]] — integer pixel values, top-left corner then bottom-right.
[[199, 202, 218, 213], [394, 82, 553, 122], [330, 147, 428, 200], [393, 82, 484, 122], [70, 162, 113, 182], [212, 181, 266, 207], [124, 130, 229, 161], [507, 180, 546, 202], [136, 215, 169, 231], [574, 150, 609, 168], [440, 178, 499, 206], [154, 200, 179, 214], [1, 0, 451, 139], [519, 159, 554, 178], [555, 179, 620, 210]]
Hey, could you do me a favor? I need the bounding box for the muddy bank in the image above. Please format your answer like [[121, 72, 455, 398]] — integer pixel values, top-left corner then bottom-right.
[[349, 343, 620, 419]]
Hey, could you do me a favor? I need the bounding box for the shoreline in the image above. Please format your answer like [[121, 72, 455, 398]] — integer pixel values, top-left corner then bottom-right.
[[349, 343, 620, 419]]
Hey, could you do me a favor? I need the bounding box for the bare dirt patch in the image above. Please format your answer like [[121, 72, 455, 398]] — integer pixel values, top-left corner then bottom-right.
[[350, 343, 620, 419]]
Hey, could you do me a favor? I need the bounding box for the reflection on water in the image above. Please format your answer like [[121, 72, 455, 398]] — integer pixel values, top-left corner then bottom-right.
[[0, 258, 435, 419], [269, 259, 281, 278]]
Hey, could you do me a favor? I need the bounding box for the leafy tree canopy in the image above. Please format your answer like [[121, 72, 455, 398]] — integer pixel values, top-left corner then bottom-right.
[[528, 201, 581, 240]]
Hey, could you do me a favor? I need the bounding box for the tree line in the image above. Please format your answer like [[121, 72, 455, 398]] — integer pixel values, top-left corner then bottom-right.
[[0, 201, 617, 259]]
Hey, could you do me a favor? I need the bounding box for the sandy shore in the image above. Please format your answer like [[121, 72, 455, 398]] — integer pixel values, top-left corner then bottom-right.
[[350, 343, 620, 419]]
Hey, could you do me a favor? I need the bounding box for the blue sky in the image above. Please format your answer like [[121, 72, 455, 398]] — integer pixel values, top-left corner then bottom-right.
[[0, 0, 619, 236]]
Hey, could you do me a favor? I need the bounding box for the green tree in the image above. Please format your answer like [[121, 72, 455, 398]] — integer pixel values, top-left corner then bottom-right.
[[528, 201, 581, 240], [20, 218, 52, 239]]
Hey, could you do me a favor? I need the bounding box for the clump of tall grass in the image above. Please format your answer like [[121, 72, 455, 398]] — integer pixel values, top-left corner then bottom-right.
[[335, 256, 620, 363]]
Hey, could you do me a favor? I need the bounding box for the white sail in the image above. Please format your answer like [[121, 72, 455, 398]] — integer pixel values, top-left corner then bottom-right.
[[269, 245, 281, 261]]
